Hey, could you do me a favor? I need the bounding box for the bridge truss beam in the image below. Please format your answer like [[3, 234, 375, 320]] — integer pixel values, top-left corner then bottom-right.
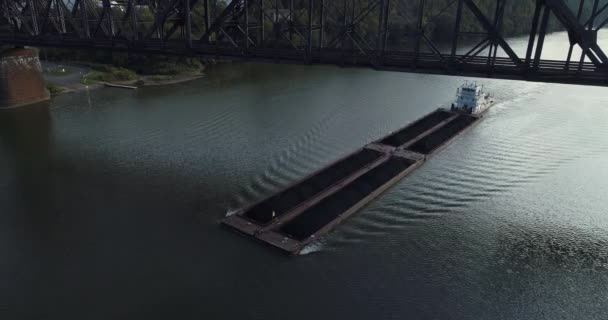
[[1, 0, 607, 86]]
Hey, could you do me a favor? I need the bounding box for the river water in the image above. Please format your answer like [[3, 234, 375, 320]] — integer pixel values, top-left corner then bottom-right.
[[1, 32, 608, 319]]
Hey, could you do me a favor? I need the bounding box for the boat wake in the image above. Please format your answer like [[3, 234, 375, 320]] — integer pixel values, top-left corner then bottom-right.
[[298, 241, 325, 255], [232, 101, 354, 208], [225, 208, 240, 217]]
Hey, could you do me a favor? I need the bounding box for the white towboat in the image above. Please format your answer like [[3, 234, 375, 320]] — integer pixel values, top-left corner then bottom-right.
[[450, 81, 494, 115]]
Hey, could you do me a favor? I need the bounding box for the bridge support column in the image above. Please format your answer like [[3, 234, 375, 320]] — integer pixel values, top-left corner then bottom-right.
[[0, 48, 49, 109]]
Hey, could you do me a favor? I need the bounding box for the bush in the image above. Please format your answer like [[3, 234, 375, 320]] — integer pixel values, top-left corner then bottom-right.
[[39, 48, 207, 77], [82, 66, 138, 83], [127, 56, 204, 75], [46, 83, 65, 95], [111, 67, 137, 81], [149, 75, 172, 82]]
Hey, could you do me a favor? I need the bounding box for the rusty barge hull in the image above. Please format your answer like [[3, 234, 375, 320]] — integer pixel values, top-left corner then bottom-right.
[[222, 108, 488, 254]]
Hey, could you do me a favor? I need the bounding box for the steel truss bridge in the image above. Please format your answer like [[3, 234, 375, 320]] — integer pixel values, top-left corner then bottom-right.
[[1, 0, 608, 86]]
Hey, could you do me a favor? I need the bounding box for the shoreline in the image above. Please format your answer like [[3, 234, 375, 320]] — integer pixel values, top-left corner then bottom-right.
[[44, 62, 206, 96], [119, 74, 205, 87]]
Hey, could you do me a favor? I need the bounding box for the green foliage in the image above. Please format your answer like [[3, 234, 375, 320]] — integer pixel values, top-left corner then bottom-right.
[[80, 76, 97, 85], [81, 66, 137, 84], [149, 75, 172, 82], [315, 0, 608, 48], [41, 48, 204, 77], [121, 56, 203, 75], [46, 83, 65, 95]]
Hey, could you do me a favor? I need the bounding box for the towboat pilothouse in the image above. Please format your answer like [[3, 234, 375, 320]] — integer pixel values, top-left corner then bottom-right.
[[451, 81, 494, 115]]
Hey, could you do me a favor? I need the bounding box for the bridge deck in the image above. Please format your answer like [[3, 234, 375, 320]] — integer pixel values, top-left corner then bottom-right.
[[1, 36, 606, 86], [2, 0, 607, 86]]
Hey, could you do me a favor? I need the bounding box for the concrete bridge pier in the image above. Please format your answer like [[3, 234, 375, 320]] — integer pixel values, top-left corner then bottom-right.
[[0, 48, 50, 109]]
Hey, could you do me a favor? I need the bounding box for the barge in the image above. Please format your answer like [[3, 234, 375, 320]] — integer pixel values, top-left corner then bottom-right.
[[222, 82, 494, 254]]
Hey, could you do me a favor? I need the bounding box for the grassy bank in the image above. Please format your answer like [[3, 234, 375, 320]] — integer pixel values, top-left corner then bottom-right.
[[46, 83, 66, 95], [81, 65, 138, 85], [41, 49, 207, 87]]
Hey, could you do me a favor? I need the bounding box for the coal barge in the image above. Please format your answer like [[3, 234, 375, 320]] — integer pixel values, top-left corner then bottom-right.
[[222, 82, 494, 254]]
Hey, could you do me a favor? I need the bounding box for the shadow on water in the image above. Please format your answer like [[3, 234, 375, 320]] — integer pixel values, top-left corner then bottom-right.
[[0, 102, 55, 234], [0, 102, 58, 316], [0, 102, 257, 319]]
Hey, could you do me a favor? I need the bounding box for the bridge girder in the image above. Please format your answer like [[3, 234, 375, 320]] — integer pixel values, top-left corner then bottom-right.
[[1, 0, 607, 86]]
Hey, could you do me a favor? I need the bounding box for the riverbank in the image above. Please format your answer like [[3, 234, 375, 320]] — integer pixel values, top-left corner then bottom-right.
[[43, 61, 206, 96], [113, 73, 205, 87]]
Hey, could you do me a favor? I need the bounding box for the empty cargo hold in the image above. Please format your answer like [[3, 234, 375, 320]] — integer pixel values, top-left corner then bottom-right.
[[380, 110, 453, 147], [406, 115, 478, 155], [280, 157, 416, 240], [244, 148, 384, 224]]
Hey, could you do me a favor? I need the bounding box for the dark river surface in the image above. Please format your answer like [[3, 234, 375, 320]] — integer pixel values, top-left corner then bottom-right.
[[1, 32, 608, 319]]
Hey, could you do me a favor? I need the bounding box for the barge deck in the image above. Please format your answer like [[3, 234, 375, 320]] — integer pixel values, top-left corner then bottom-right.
[[222, 108, 488, 254]]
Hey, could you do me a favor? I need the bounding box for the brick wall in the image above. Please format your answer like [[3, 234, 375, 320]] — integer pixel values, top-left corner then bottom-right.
[[0, 48, 50, 108]]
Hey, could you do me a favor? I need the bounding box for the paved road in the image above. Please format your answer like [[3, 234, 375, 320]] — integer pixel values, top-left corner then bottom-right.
[[41, 61, 90, 87]]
